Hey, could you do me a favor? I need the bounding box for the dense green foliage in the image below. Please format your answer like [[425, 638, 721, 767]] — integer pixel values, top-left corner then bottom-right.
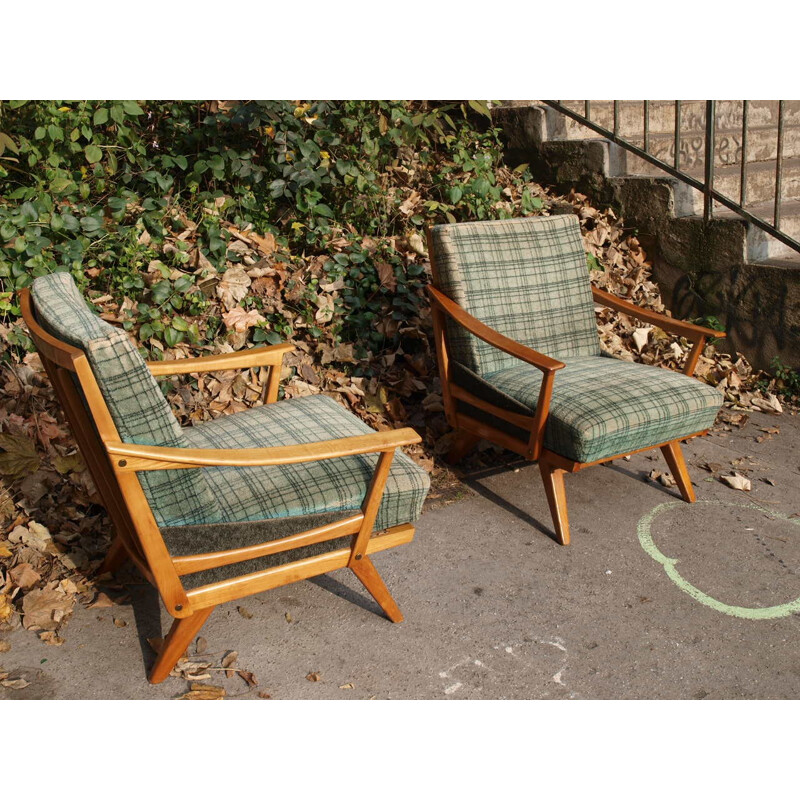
[[0, 100, 542, 365]]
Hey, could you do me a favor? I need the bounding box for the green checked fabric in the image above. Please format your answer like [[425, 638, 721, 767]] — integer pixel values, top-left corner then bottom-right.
[[182, 394, 430, 531], [455, 354, 723, 463], [430, 215, 600, 376], [30, 272, 220, 527]]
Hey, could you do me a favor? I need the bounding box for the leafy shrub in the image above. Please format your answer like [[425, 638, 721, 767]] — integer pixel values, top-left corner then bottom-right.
[[0, 100, 544, 368]]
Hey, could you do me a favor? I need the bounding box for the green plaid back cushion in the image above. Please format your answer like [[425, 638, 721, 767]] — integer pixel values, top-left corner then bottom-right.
[[30, 272, 219, 526], [430, 215, 600, 376]]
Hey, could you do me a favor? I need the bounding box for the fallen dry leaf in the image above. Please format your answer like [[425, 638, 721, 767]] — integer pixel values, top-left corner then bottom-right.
[[21, 587, 75, 631], [237, 606, 253, 619], [306, 671, 322, 682], [180, 683, 226, 700], [221, 650, 238, 677], [0, 595, 15, 624], [752, 394, 783, 414], [216, 266, 251, 310], [88, 592, 114, 609], [0, 432, 40, 479], [222, 306, 265, 332], [632, 326, 652, 352], [9, 562, 40, 590], [339, 682, 354, 690], [196, 636, 208, 654], [1, 677, 30, 690], [720, 473, 752, 492], [113, 618, 127, 627], [238, 670, 258, 687]]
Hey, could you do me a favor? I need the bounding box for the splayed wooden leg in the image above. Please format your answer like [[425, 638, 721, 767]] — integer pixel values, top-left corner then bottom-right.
[[446, 430, 479, 464], [351, 556, 404, 623], [661, 440, 696, 503], [149, 607, 214, 684], [539, 455, 570, 545], [98, 536, 129, 575]]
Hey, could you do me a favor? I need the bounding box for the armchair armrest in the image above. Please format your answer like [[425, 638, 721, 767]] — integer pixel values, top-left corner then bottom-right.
[[591, 288, 725, 341], [427, 285, 564, 461], [146, 342, 294, 376], [106, 428, 422, 472], [427, 286, 565, 373], [591, 287, 725, 376]]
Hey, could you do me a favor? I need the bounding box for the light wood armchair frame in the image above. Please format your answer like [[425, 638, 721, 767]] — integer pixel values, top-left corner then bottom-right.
[[21, 289, 420, 684], [426, 229, 726, 546]]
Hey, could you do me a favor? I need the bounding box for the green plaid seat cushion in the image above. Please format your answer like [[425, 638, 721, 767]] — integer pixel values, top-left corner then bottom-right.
[[430, 215, 600, 377], [30, 272, 220, 527], [471, 355, 723, 463], [182, 394, 430, 531]]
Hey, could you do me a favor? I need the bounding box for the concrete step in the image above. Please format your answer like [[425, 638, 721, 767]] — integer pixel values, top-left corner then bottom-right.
[[617, 125, 800, 171], [625, 154, 800, 207], [545, 100, 800, 141], [714, 200, 800, 261]]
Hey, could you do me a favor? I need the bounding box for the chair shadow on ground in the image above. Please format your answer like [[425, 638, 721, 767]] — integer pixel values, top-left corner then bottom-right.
[[452, 456, 686, 546], [455, 459, 561, 544], [117, 571, 166, 676], [309, 574, 389, 619], [117, 565, 390, 681]]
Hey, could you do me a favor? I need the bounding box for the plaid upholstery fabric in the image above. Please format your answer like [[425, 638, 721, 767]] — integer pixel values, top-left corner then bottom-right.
[[430, 215, 600, 376], [30, 272, 219, 527], [183, 394, 430, 531], [472, 354, 723, 462]]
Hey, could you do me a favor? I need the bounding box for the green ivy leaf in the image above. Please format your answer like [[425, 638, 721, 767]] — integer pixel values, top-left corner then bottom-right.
[[84, 144, 103, 164], [122, 101, 144, 116], [467, 100, 493, 120]]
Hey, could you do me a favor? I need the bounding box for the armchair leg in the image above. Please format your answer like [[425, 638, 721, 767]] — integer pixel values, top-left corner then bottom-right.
[[446, 430, 479, 465], [149, 607, 214, 685], [539, 455, 570, 546], [351, 556, 404, 623], [98, 536, 129, 575], [660, 440, 696, 503]]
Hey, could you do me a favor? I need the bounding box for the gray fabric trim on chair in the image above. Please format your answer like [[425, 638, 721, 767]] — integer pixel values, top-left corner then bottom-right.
[[162, 510, 357, 589]]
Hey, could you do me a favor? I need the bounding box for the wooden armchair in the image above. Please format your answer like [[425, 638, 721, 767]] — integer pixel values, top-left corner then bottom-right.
[[427, 215, 725, 546], [22, 273, 429, 683]]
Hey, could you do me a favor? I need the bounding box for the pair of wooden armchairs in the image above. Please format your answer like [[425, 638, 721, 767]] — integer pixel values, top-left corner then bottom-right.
[[21, 214, 723, 684]]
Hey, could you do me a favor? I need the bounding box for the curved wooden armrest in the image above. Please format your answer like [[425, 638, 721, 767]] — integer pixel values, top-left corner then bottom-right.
[[146, 343, 294, 376], [106, 428, 422, 472], [591, 287, 726, 341], [427, 286, 565, 373]]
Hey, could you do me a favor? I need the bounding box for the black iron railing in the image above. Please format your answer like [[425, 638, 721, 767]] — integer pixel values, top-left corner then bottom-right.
[[542, 100, 799, 256]]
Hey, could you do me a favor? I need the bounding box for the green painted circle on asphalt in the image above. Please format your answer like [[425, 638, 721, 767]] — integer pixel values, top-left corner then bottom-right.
[[638, 499, 800, 620]]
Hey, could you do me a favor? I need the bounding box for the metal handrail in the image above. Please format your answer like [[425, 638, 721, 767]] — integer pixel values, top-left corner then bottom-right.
[[542, 100, 800, 257]]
